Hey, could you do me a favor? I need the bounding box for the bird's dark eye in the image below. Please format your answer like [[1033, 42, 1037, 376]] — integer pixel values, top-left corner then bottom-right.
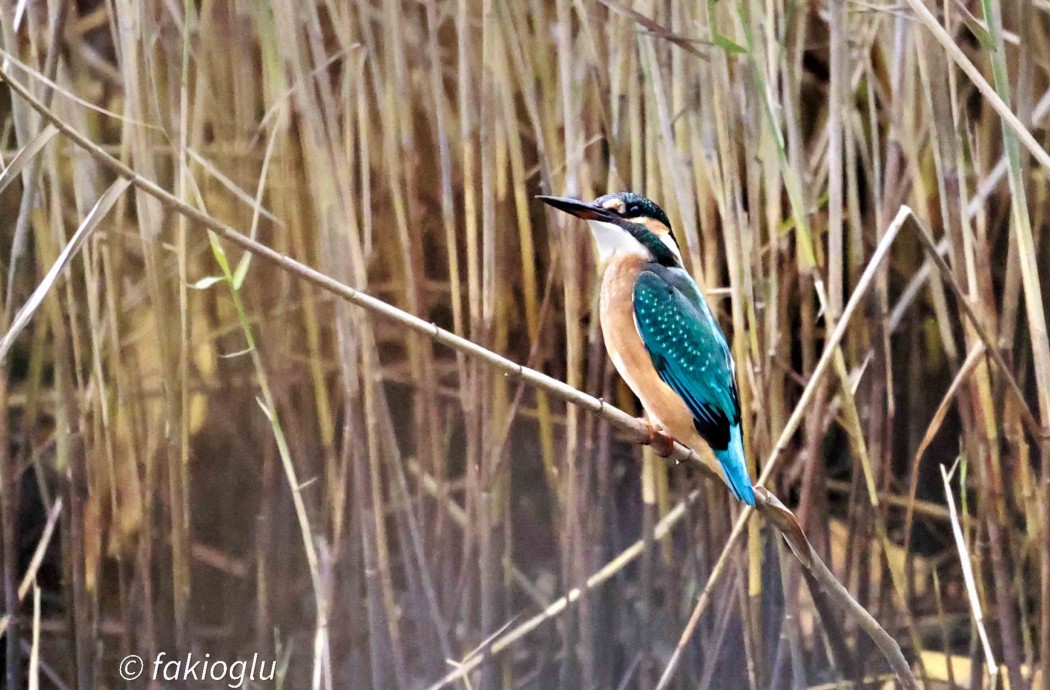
[[625, 202, 640, 217]]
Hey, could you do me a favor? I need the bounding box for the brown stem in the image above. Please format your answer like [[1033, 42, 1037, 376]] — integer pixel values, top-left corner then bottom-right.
[[757, 490, 917, 688]]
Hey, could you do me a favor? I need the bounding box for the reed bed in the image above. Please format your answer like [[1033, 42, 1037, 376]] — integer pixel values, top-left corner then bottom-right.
[[0, 0, 1048, 688]]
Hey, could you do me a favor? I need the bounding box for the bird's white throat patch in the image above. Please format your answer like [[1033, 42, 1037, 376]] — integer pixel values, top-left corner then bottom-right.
[[586, 219, 683, 265], [586, 220, 648, 263]]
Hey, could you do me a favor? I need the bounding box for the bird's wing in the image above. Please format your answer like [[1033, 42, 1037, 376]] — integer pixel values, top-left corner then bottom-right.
[[632, 267, 740, 452]]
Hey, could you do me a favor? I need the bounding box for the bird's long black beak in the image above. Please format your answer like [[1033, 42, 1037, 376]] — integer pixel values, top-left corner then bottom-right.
[[536, 195, 616, 222]]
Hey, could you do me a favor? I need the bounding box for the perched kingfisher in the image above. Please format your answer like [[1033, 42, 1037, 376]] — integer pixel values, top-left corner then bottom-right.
[[538, 192, 755, 505]]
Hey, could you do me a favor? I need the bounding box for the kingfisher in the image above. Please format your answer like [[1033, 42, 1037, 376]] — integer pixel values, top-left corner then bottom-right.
[[538, 192, 755, 505]]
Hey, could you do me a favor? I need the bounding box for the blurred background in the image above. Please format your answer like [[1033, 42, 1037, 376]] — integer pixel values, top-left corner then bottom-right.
[[0, 0, 1048, 688]]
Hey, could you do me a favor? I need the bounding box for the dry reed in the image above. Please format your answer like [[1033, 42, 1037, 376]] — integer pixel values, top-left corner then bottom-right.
[[0, 1, 1048, 689]]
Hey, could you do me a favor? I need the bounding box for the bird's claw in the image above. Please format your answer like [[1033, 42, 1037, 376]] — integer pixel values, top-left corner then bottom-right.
[[641, 419, 676, 458]]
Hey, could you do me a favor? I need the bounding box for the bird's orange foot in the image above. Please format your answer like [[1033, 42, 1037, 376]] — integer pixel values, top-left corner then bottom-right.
[[640, 419, 676, 458]]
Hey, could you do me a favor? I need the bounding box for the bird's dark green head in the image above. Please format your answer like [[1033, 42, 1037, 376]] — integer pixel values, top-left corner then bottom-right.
[[593, 192, 674, 236], [537, 191, 681, 267]]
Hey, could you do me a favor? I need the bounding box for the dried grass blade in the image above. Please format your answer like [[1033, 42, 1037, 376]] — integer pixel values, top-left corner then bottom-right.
[[0, 123, 58, 196], [0, 497, 63, 639], [185, 146, 284, 228], [596, 0, 709, 59], [27, 585, 39, 690], [0, 179, 130, 363], [941, 463, 998, 681], [902, 342, 986, 548], [0, 48, 158, 129]]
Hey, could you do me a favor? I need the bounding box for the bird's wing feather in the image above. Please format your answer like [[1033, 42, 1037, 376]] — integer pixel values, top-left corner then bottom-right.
[[632, 267, 740, 451]]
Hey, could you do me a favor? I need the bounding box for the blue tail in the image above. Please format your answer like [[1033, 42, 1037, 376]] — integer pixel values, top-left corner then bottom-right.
[[715, 424, 755, 505]]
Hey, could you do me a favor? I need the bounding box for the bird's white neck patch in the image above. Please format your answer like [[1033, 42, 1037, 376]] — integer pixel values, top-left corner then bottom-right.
[[657, 232, 683, 264], [587, 220, 649, 263]]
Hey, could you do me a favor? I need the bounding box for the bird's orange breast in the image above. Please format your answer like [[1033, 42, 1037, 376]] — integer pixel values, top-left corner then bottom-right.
[[604, 254, 726, 478], [598, 256, 716, 472]]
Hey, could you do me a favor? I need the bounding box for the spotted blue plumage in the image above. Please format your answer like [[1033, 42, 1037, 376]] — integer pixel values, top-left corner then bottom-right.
[[633, 266, 755, 505]]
